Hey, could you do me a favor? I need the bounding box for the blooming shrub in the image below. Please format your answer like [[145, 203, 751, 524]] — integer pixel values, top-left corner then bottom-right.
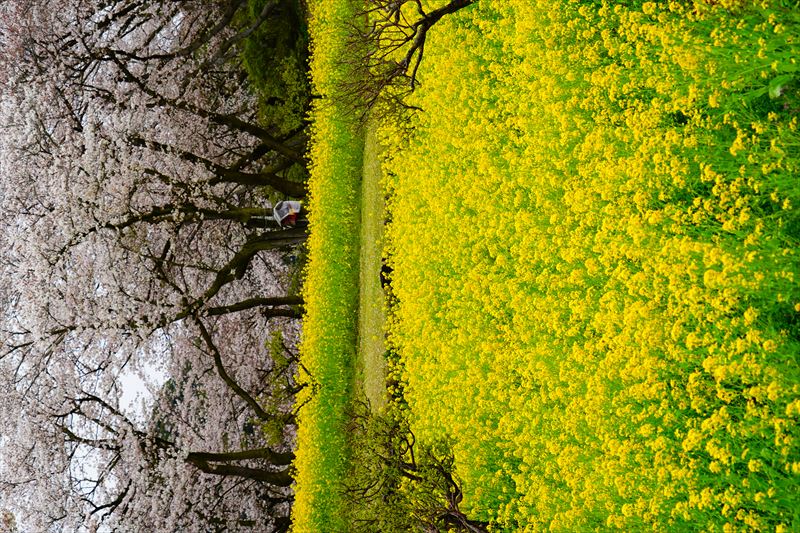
[[382, 1, 800, 530]]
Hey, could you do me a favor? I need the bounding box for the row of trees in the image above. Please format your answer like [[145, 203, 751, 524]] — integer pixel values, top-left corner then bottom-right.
[[0, 0, 310, 530], [0, 0, 476, 529]]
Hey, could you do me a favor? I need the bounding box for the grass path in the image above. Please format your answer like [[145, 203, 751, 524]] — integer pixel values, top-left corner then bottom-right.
[[356, 124, 388, 411]]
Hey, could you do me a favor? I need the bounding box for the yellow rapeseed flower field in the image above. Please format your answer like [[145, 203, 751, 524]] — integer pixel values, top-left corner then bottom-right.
[[379, 0, 800, 530], [291, 1, 363, 530]]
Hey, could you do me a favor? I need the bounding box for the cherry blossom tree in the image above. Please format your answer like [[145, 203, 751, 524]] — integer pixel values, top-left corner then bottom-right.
[[0, 316, 302, 531], [0, 0, 311, 530]]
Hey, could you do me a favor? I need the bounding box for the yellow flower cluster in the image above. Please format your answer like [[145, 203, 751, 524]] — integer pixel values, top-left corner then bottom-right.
[[291, 1, 363, 530], [381, 1, 800, 529]]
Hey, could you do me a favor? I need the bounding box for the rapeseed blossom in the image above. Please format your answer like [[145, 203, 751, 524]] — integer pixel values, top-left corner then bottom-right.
[[380, 0, 800, 529], [291, 0, 363, 530]]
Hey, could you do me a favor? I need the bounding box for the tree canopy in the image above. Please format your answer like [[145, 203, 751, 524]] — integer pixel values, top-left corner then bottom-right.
[[0, 1, 310, 530]]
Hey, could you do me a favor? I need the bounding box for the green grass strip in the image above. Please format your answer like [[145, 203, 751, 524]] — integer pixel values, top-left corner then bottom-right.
[[356, 124, 388, 411], [291, 0, 363, 530]]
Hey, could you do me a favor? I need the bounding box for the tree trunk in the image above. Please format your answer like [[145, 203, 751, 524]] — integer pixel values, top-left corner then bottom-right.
[[185, 457, 293, 486], [206, 296, 303, 317], [187, 447, 294, 466]]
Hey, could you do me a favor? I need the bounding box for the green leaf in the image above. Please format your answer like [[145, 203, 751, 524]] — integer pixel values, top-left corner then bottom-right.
[[769, 74, 794, 99]]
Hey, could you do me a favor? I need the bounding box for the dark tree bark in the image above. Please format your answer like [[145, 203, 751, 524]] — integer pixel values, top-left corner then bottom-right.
[[207, 296, 303, 317], [185, 457, 293, 486], [346, 0, 476, 118], [130, 136, 308, 197], [186, 447, 294, 466]]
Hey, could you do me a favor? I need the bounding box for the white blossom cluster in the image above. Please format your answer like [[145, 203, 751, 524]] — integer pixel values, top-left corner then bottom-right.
[[0, 1, 306, 530]]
